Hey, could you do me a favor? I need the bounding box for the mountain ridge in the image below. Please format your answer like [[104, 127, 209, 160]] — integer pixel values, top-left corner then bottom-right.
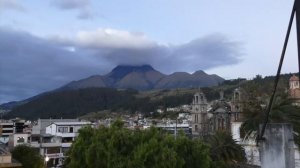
[[60, 64, 224, 91]]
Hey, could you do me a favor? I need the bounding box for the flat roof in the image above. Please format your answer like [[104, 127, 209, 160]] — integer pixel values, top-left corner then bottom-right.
[[51, 122, 91, 126]]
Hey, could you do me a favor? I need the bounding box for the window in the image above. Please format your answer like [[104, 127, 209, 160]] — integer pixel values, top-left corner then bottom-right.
[[195, 125, 198, 131], [70, 127, 73, 133], [17, 137, 25, 143], [58, 127, 68, 133]]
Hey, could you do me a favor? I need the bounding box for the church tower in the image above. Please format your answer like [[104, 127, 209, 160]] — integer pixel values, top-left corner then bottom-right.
[[289, 75, 300, 105], [231, 88, 243, 121], [290, 75, 300, 90], [191, 91, 208, 136]]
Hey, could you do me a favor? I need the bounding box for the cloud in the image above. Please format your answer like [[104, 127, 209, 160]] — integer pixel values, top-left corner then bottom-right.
[[77, 9, 93, 20], [55, 29, 241, 72], [0, 0, 25, 12], [0, 27, 110, 103], [51, 0, 89, 10], [55, 28, 157, 49], [50, 0, 92, 19], [0, 27, 242, 103]]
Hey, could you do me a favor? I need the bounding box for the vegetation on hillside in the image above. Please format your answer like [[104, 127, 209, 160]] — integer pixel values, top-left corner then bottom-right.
[[5, 73, 296, 120]]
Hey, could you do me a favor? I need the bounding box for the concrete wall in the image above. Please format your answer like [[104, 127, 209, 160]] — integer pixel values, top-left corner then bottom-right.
[[0, 155, 11, 163], [259, 123, 295, 168]]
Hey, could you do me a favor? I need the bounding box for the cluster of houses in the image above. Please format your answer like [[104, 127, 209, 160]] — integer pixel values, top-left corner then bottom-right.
[[0, 118, 92, 167], [0, 75, 300, 167]]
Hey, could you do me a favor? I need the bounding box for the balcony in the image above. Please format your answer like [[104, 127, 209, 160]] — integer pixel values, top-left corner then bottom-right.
[[61, 143, 72, 148], [41, 142, 62, 147]]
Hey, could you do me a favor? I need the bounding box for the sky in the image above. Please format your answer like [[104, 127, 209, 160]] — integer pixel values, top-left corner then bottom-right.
[[0, 0, 299, 103]]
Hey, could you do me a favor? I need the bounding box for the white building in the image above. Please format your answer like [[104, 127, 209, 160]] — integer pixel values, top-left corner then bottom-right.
[[29, 119, 91, 167], [8, 133, 30, 148], [45, 122, 91, 147]]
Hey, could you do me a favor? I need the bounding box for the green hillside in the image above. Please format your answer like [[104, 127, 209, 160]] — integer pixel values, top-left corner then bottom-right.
[[5, 73, 295, 120]]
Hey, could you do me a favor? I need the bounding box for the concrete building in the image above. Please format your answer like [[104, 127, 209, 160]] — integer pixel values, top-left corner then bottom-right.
[[29, 119, 91, 167], [8, 133, 30, 148], [0, 121, 14, 144], [0, 119, 30, 144]]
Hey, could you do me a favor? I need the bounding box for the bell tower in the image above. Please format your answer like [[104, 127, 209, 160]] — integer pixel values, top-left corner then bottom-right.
[[191, 91, 208, 136]]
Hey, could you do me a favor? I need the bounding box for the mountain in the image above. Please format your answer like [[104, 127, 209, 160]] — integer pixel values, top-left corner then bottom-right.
[[60, 65, 224, 90], [0, 65, 224, 112]]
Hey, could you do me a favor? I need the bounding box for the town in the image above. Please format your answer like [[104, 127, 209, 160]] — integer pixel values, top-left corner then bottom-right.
[[1, 75, 300, 167]]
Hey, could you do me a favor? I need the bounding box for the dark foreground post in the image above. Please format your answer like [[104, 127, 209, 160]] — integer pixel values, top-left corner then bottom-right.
[[259, 123, 295, 168]]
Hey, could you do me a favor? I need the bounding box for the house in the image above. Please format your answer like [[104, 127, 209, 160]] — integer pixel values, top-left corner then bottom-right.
[[29, 120, 91, 167]]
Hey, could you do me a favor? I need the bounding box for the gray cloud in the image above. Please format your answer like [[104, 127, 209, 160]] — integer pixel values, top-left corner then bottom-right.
[[51, 0, 89, 10], [0, 27, 242, 103], [0, 0, 25, 12], [50, 0, 92, 20]]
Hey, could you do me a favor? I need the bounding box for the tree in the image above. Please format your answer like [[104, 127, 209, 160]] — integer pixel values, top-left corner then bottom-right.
[[11, 145, 44, 168], [65, 120, 212, 168], [205, 131, 246, 168], [240, 93, 300, 147]]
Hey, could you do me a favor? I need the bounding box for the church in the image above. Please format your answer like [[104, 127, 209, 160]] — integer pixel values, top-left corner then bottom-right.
[[289, 75, 300, 105], [191, 88, 244, 137]]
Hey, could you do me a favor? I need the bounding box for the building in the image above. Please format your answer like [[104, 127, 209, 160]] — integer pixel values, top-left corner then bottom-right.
[[8, 133, 30, 148], [0, 119, 30, 144], [209, 100, 231, 132], [190, 89, 246, 136], [0, 143, 22, 168], [289, 75, 300, 105], [231, 88, 244, 121], [191, 91, 210, 136], [0, 121, 14, 144], [29, 119, 91, 167]]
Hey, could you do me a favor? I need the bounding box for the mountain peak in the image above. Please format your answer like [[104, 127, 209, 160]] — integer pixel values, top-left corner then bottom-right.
[[113, 64, 154, 71], [193, 70, 207, 75], [108, 64, 155, 79]]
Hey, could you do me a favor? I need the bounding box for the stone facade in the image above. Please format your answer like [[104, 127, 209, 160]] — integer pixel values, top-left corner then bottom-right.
[[191, 91, 209, 136], [289, 75, 300, 105]]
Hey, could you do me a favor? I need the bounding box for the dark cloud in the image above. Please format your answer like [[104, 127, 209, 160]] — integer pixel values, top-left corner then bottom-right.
[[50, 0, 92, 20], [0, 0, 26, 12], [0, 28, 109, 103], [51, 0, 89, 10], [0, 28, 242, 103]]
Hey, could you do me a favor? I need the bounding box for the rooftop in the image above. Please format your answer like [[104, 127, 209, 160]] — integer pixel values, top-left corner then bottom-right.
[[51, 122, 91, 126]]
